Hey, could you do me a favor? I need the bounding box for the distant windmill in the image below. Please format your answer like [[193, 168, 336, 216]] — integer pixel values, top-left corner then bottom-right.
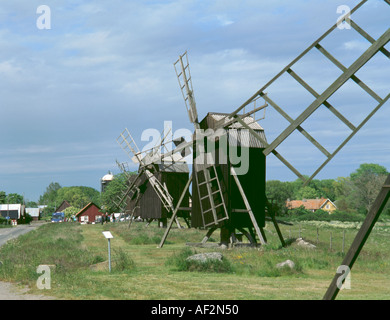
[[115, 128, 191, 229]]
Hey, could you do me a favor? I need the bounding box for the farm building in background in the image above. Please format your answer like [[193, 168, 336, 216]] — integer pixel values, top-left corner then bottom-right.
[[55, 200, 71, 213], [101, 171, 114, 193], [25, 208, 41, 221], [75, 202, 102, 224], [0, 204, 25, 220], [286, 198, 337, 213]]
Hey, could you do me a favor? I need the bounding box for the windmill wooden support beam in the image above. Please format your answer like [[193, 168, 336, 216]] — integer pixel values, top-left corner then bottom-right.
[[158, 176, 192, 248], [231, 166, 266, 246], [265, 198, 286, 248], [323, 174, 390, 300]]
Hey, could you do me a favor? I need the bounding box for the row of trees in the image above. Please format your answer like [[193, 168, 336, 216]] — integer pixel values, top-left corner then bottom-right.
[[2, 162, 387, 221], [0, 191, 37, 207], [99, 163, 389, 219], [266, 163, 389, 216]]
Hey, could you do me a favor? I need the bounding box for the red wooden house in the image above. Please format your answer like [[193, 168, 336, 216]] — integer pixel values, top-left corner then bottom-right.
[[75, 202, 102, 224]]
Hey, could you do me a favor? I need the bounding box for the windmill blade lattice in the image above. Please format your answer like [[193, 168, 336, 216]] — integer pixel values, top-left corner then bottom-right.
[[215, 0, 390, 185]]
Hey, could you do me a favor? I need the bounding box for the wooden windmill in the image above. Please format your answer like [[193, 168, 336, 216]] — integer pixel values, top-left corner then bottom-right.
[[158, 0, 389, 260], [157, 52, 283, 248], [115, 128, 191, 228]]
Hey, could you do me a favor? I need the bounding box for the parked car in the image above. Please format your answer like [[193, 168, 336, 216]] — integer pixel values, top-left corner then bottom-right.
[[51, 212, 65, 223]]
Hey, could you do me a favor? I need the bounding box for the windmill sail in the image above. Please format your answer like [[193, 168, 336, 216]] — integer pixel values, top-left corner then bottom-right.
[[216, 0, 390, 185], [174, 51, 199, 127]]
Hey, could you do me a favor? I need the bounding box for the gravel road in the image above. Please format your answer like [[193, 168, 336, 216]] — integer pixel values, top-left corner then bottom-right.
[[0, 222, 57, 300]]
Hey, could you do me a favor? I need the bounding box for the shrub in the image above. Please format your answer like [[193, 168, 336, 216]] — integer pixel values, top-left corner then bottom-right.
[[284, 209, 365, 222], [113, 248, 135, 272], [17, 213, 33, 225], [0, 217, 10, 226]]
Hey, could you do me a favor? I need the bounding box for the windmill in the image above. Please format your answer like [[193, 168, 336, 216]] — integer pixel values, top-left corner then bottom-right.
[[158, 0, 389, 253], [115, 127, 191, 229], [158, 52, 283, 248]]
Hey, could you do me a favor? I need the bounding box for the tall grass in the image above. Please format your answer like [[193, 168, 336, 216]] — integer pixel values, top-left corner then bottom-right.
[[0, 223, 101, 285], [0, 220, 388, 299]]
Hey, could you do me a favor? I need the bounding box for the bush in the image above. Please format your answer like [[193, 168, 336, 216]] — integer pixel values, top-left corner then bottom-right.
[[284, 209, 365, 222], [113, 248, 135, 272], [0, 217, 10, 226], [17, 213, 33, 225]]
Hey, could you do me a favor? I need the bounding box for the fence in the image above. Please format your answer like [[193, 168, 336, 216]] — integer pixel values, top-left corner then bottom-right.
[[285, 224, 350, 253]]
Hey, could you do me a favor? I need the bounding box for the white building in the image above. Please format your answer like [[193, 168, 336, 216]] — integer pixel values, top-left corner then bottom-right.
[[25, 208, 41, 221], [0, 204, 24, 220]]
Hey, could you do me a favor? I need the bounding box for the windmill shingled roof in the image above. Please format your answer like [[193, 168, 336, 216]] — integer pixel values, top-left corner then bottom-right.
[[206, 112, 264, 130]]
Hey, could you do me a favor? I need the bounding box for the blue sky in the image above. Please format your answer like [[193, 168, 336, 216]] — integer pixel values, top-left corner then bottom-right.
[[0, 0, 389, 202]]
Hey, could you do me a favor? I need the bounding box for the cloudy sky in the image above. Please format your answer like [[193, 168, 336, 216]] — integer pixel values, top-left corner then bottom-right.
[[0, 0, 389, 202]]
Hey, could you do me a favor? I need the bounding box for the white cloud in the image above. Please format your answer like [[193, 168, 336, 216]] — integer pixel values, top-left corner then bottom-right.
[[343, 40, 370, 51], [0, 0, 388, 200]]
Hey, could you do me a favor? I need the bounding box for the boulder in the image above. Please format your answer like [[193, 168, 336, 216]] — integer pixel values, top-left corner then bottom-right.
[[295, 237, 316, 249], [276, 259, 295, 270], [186, 252, 223, 263]]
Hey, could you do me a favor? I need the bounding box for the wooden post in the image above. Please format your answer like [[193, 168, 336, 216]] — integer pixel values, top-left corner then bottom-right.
[[158, 176, 192, 248], [201, 227, 217, 244], [265, 198, 286, 247], [323, 174, 390, 300]]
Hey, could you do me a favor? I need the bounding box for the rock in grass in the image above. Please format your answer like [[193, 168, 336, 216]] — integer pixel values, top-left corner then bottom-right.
[[276, 259, 295, 270], [295, 238, 316, 249], [186, 252, 223, 263]]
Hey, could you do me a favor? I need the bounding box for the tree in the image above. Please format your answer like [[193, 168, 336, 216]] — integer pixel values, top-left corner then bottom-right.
[[266, 180, 295, 215], [310, 179, 337, 201], [100, 172, 134, 214], [349, 163, 389, 213], [55, 186, 100, 209], [7, 193, 24, 204], [295, 186, 320, 200], [64, 206, 80, 219], [350, 163, 388, 181], [39, 182, 62, 205], [26, 201, 38, 208], [0, 191, 6, 204]]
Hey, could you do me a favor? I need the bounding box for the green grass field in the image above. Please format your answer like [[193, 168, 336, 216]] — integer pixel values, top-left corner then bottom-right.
[[0, 219, 389, 300]]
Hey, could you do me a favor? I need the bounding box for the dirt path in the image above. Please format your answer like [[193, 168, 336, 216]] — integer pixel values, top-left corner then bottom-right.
[[0, 222, 57, 300]]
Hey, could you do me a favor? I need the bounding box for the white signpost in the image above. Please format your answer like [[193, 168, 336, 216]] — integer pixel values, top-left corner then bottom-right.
[[102, 231, 114, 272]]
